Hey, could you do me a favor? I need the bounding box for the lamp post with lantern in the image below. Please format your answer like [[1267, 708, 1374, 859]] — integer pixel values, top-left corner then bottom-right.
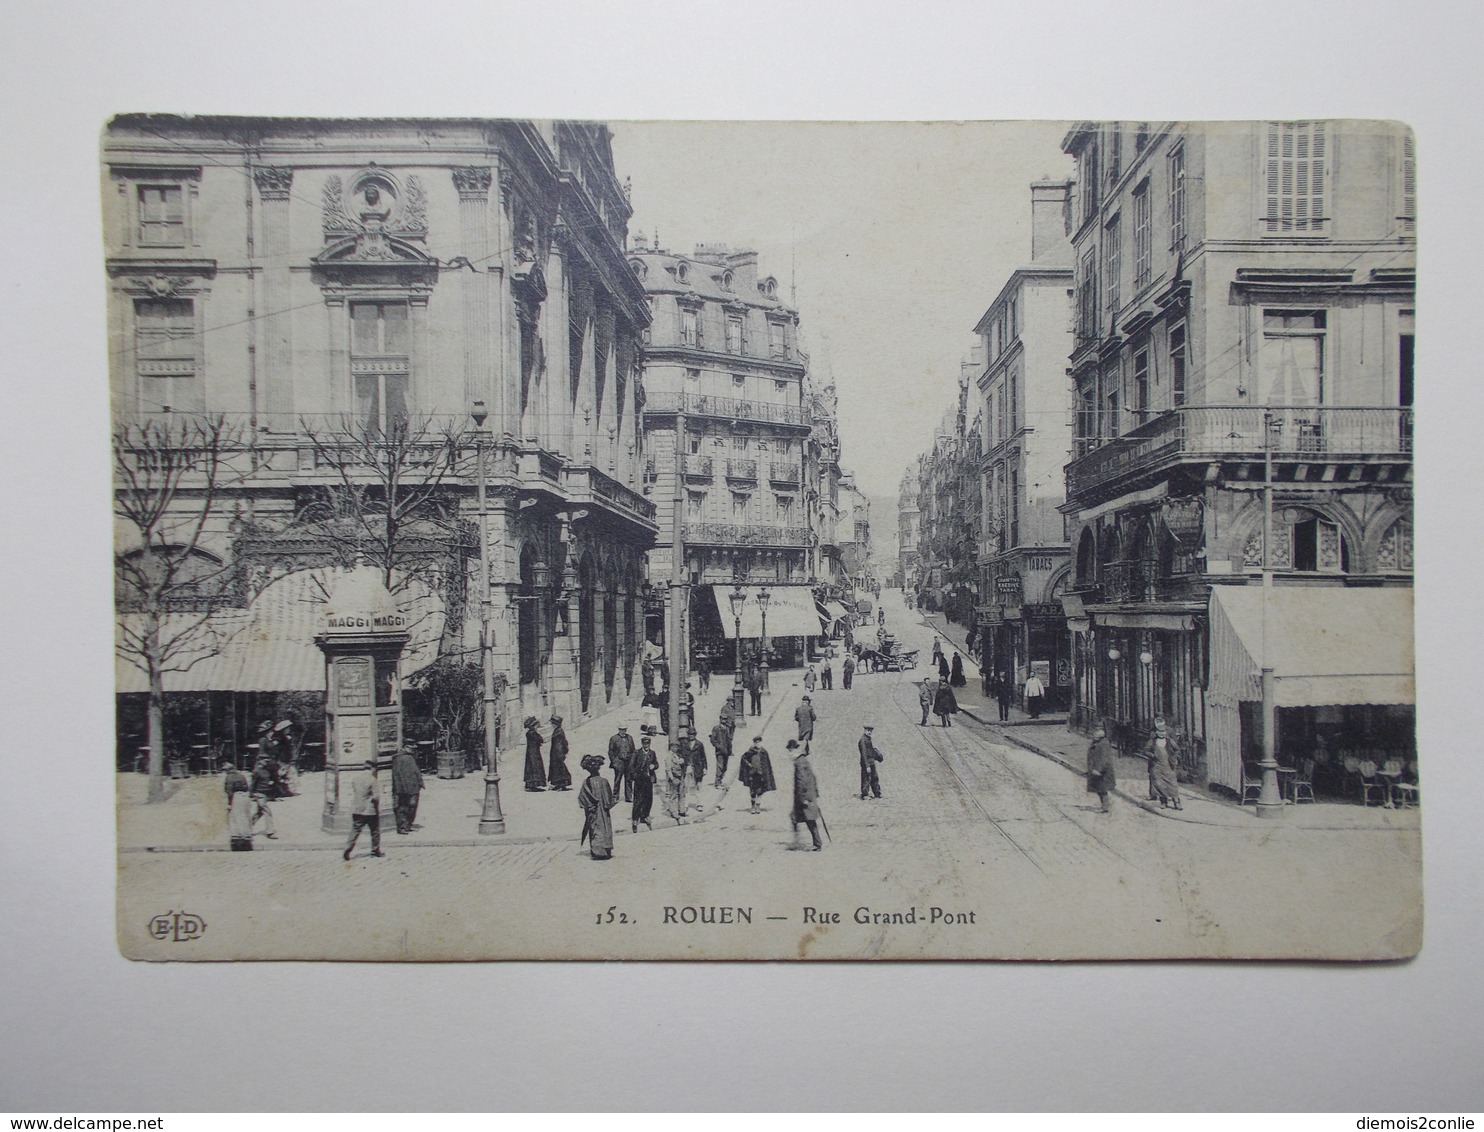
[[758, 586, 771, 693], [729, 583, 746, 716], [470, 400, 505, 835]]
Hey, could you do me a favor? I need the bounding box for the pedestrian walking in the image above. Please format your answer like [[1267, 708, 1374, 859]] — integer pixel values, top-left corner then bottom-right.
[[390, 745, 424, 834], [608, 724, 636, 802], [931, 639, 943, 670], [803, 666, 817, 693], [696, 655, 711, 694], [933, 680, 959, 727], [746, 664, 763, 716], [950, 652, 966, 688], [937, 651, 950, 683], [223, 761, 253, 851], [630, 735, 658, 832], [995, 670, 1013, 722], [858, 724, 884, 799], [790, 740, 823, 851], [547, 715, 572, 790], [1024, 671, 1047, 719], [710, 717, 733, 787], [342, 760, 384, 860], [249, 755, 279, 839], [842, 653, 855, 690], [1143, 718, 1182, 809], [794, 695, 817, 743], [677, 726, 708, 789], [523, 716, 546, 791], [738, 735, 777, 814], [821, 659, 833, 690], [1085, 724, 1117, 813], [918, 680, 934, 726], [577, 755, 616, 860], [662, 732, 690, 823]]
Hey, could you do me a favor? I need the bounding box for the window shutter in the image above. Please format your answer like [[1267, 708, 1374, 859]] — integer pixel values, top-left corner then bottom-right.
[[1402, 133, 1416, 234]]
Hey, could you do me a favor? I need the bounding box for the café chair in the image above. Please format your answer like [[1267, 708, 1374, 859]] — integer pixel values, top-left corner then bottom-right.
[[1241, 763, 1264, 806]]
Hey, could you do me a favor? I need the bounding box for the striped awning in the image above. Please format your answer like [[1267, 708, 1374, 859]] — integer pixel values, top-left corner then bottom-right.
[[115, 567, 445, 695], [714, 585, 822, 639]]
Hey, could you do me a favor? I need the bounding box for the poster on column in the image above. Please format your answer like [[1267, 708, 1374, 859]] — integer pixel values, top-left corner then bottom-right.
[[110, 117, 1420, 962]]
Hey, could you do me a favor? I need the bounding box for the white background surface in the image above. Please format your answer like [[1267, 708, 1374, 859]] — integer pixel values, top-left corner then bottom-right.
[[1, 0, 1479, 1112]]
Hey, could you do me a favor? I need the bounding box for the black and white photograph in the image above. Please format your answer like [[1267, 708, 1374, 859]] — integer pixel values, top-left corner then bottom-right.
[[105, 115, 1419, 961]]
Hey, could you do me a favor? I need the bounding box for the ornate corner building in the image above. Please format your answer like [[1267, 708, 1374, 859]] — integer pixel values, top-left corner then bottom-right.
[[1059, 121, 1415, 792], [107, 116, 658, 739]]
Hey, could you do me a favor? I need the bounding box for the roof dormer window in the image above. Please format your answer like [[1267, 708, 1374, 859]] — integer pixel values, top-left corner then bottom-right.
[[721, 270, 734, 291], [675, 260, 690, 284]]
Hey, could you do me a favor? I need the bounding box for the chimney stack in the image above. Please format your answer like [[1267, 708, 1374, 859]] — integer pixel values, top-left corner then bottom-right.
[[1029, 177, 1074, 265]]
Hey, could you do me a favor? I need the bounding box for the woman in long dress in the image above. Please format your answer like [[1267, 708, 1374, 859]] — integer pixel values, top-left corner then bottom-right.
[[523, 717, 547, 791], [577, 754, 616, 859], [1147, 734, 1182, 809], [547, 715, 572, 790], [949, 652, 966, 687]]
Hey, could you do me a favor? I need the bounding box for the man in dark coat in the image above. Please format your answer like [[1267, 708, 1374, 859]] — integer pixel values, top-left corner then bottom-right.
[[630, 735, 658, 832], [709, 717, 733, 787], [608, 724, 636, 802], [676, 726, 708, 789], [696, 655, 711, 693], [821, 659, 833, 690], [918, 680, 935, 726], [1085, 724, 1117, 814], [738, 735, 777, 814], [995, 670, 1013, 722], [794, 695, 817, 742], [249, 755, 279, 839], [746, 664, 763, 716], [390, 745, 424, 834], [933, 680, 959, 727], [790, 740, 823, 851], [841, 653, 855, 690], [522, 717, 546, 791], [858, 724, 883, 800]]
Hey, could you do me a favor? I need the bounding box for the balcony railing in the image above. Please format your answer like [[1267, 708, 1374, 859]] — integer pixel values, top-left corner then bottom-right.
[[644, 391, 810, 428], [682, 454, 714, 479], [725, 458, 758, 482], [769, 460, 801, 485], [683, 522, 811, 548], [1067, 406, 1413, 498]]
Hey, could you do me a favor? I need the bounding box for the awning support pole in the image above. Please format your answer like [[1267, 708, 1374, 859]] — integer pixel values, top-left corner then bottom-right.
[[1256, 410, 1285, 818]]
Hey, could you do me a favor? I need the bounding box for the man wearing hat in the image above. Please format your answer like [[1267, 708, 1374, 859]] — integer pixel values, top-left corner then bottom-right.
[[790, 739, 823, 851], [630, 734, 658, 832], [390, 744, 424, 834], [794, 695, 817, 743], [858, 724, 883, 801], [1085, 723, 1117, 814], [608, 723, 637, 802], [709, 714, 733, 788], [676, 725, 708, 790], [738, 734, 777, 815], [342, 760, 385, 860]]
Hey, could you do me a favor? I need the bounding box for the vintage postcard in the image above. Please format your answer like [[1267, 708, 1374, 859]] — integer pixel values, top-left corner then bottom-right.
[[109, 117, 1419, 961]]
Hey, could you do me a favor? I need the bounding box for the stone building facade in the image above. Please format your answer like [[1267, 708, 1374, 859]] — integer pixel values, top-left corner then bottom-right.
[[107, 115, 658, 747]]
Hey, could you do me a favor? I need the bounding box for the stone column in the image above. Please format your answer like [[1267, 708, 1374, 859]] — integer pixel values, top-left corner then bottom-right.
[[453, 167, 493, 414], [254, 167, 294, 428], [544, 220, 571, 453]]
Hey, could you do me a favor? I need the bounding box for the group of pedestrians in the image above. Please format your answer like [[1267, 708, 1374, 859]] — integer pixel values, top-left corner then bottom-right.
[[917, 677, 960, 727], [522, 715, 573, 792]]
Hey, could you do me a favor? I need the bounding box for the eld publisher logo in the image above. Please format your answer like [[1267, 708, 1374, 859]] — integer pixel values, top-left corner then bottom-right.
[[147, 910, 207, 943]]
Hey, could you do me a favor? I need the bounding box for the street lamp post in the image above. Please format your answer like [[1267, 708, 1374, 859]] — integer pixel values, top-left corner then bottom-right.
[[471, 401, 505, 835], [1256, 409, 1285, 818], [758, 586, 771, 692], [728, 583, 746, 716]]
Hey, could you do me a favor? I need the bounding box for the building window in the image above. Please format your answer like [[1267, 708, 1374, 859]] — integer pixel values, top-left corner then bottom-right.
[[768, 320, 786, 358], [725, 315, 743, 354], [1260, 310, 1326, 405], [1106, 125, 1122, 188], [731, 373, 745, 390], [1133, 181, 1152, 290], [774, 494, 794, 522], [137, 185, 187, 247], [1079, 143, 1100, 226], [1132, 348, 1150, 424], [731, 492, 750, 521], [1400, 133, 1416, 236], [134, 297, 201, 415], [1008, 369, 1019, 433], [350, 300, 410, 431], [687, 491, 707, 520], [1292, 516, 1347, 573], [1263, 121, 1329, 235], [689, 433, 702, 455], [1008, 295, 1018, 337], [1168, 144, 1187, 252], [1076, 248, 1098, 339], [732, 436, 749, 452], [1169, 323, 1187, 407], [1103, 214, 1121, 319], [680, 307, 698, 346]]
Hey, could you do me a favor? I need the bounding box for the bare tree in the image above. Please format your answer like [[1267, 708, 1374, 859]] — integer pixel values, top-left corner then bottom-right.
[[114, 414, 246, 803], [295, 413, 474, 596]]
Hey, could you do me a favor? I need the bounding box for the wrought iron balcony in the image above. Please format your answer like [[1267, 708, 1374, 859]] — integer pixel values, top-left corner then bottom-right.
[[769, 460, 801, 485], [1067, 405, 1413, 499], [644, 391, 810, 428], [683, 521, 811, 548], [682, 454, 714, 479], [725, 457, 759, 482]]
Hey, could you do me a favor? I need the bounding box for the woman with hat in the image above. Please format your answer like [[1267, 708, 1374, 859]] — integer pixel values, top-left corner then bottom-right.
[[577, 754, 616, 859], [523, 717, 547, 791], [547, 715, 572, 791], [933, 678, 960, 728]]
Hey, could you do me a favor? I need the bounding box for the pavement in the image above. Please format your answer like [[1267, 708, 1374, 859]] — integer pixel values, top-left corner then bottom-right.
[[911, 605, 1420, 833]]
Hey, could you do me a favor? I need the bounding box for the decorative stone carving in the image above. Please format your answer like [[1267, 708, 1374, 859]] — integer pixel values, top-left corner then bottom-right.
[[130, 273, 192, 298], [1243, 527, 1291, 570], [253, 166, 293, 201], [1376, 520, 1413, 571], [399, 175, 427, 233], [322, 175, 355, 234], [452, 166, 493, 200]]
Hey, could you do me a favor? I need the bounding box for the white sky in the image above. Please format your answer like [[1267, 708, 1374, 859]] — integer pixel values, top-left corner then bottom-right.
[[614, 121, 1074, 500]]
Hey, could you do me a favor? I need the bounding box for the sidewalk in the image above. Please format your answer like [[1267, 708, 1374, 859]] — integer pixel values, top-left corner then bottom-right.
[[118, 665, 809, 852], [908, 599, 1417, 831]]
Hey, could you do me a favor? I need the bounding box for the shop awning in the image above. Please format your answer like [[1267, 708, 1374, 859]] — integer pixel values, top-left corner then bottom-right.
[[714, 584, 822, 639], [1208, 585, 1414, 707], [1095, 611, 1198, 632], [823, 601, 849, 623], [115, 568, 445, 695]]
